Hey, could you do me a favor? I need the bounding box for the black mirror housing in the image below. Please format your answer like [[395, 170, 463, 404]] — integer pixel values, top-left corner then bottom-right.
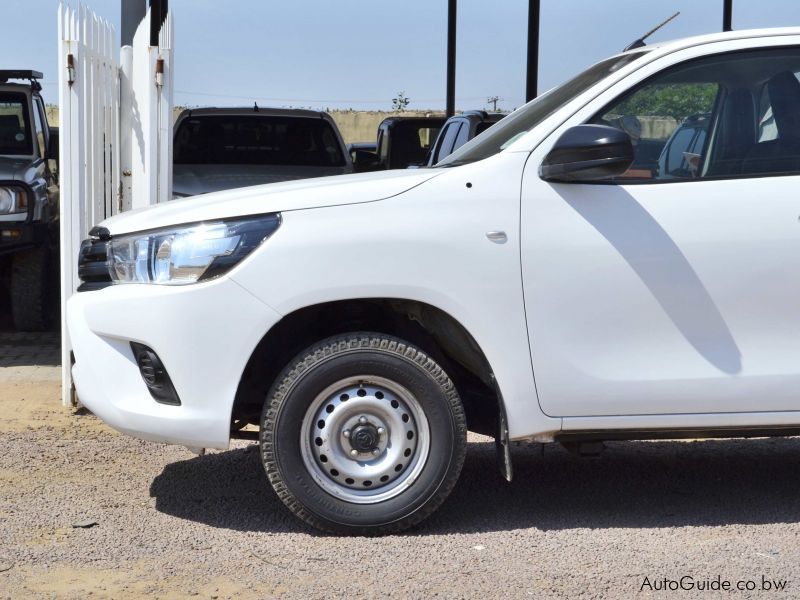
[[540, 124, 633, 182], [352, 149, 382, 173], [352, 149, 377, 164], [46, 128, 59, 161]]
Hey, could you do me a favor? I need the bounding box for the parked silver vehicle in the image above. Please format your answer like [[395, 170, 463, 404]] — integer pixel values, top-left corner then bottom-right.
[[172, 107, 352, 198]]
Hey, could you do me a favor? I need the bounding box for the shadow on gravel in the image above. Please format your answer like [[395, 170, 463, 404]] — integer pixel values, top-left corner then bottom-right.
[[150, 437, 800, 535]]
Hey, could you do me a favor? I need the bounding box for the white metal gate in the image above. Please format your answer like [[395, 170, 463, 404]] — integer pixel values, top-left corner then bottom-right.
[[58, 1, 173, 405]]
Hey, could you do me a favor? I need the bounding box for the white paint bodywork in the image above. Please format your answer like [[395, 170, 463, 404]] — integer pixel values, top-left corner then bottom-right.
[[68, 28, 800, 449]]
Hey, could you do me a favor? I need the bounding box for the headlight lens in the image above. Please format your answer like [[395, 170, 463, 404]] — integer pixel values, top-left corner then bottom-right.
[[0, 187, 26, 214], [106, 213, 281, 285]]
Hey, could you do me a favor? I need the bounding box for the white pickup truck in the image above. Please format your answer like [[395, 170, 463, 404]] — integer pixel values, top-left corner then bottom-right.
[[69, 28, 800, 534], [171, 107, 352, 198]]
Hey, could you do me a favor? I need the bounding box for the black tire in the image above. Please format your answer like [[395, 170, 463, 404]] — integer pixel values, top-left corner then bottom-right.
[[260, 333, 467, 535], [11, 246, 56, 332]]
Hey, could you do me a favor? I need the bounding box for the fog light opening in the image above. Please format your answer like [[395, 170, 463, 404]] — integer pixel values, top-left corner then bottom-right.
[[130, 342, 181, 406]]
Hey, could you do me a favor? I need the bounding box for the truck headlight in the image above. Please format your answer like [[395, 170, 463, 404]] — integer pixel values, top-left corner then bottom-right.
[[106, 213, 281, 285], [0, 187, 26, 214]]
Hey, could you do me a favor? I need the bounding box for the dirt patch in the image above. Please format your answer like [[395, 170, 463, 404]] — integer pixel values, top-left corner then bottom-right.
[[0, 379, 104, 437], [9, 563, 260, 600]]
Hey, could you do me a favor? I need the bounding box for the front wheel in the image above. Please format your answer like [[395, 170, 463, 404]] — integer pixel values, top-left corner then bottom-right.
[[260, 333, 467, 535]]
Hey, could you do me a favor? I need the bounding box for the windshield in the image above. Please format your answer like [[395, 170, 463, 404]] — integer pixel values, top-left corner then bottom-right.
[[174, 115, 346, 167], [0, 93, 32, 156], [437, 50, 649, 167]]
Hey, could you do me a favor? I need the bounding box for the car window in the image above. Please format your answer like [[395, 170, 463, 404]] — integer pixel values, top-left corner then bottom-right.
[[452, 121, 471, 152], [658, 114, 710, 179], [437, 50, 649, 167], [173, 115, 346, 167], [433, 123, 462, 164], [475, 121, 496, 135], [388, 121, 442, 168], [377, 129, 388, 163], [427, 125, 448, 164], [417, 125, 440, 153], [32, 97, 46, 158], [755, 72, 800, 144], [589, 47, 800, 182], [591, 81, 719, 180], [0, 92, 32, 156]]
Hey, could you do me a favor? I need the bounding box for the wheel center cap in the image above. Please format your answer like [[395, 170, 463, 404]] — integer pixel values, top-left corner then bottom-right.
[[350, 423, 379, 452]]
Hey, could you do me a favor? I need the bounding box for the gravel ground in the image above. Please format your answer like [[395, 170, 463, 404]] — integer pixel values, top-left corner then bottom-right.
[[2, 343, 800, 598]]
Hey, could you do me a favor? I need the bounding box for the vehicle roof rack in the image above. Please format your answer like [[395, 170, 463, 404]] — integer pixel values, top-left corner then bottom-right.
[[0, 70, 44, 83]]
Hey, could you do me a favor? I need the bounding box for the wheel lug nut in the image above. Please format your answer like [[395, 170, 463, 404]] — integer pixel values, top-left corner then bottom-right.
[[372, 448, 380, 455], [377, 427, 385, 435], [343, 430, 351, 438], [350, 449, 358, 457], [358, 416, 367, 425]]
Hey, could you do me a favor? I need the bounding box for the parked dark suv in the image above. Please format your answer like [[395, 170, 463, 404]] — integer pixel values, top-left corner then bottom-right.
[[0, 70, 59, 331], [426, 111, 506, 166]]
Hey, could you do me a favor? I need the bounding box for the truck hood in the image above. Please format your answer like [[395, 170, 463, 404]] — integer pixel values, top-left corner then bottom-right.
[[99, 168, 442, 235], [0, 156, 34, 180], [173, 164, 352, 196]]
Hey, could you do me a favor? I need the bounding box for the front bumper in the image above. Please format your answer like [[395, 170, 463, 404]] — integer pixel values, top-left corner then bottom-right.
[[67, 276, 282, 449]]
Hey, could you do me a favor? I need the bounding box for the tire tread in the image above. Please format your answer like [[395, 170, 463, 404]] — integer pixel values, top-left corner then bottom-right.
[[260, 332, 467, 535]]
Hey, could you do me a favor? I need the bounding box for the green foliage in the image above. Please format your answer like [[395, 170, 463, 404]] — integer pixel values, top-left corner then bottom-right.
[[615, 83, 718, 120]]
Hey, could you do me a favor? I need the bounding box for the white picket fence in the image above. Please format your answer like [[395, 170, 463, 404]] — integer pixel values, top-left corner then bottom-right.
[[58, 2, 174, 406]]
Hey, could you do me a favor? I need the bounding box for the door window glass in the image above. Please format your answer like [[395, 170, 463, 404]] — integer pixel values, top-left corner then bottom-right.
[[433, 122, 462, 164], [32, 97, 46, 158], [589, 47, 800, 182], [452, 121, 471, 152], [592, 81, 718, 180]]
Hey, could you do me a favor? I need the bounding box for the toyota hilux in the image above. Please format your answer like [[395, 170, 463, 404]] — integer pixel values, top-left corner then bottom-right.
[[69, 28, 800, 534]]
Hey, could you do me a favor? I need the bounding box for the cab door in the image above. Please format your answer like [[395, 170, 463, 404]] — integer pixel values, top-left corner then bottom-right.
[[31, 95, 58, 213], [522, 46, 800, 418]]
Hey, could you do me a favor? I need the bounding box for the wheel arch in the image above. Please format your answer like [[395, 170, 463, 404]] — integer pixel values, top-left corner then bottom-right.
[[231, 298, 504, 440]]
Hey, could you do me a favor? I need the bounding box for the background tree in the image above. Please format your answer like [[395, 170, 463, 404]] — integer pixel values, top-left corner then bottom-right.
[[392, 91, 411, 111], [615, 83, 718, 120]]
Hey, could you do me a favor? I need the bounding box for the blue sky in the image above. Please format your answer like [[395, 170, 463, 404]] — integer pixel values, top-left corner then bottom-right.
[[9, 0, 800, 111]]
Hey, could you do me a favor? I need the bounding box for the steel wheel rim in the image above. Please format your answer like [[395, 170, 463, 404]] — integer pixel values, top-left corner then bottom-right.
[[300, 375, 431, 504]]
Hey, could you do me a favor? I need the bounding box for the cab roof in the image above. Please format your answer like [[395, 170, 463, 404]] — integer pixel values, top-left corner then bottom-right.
[[626, 27, 800, 57], [176, 107, 331, 119]]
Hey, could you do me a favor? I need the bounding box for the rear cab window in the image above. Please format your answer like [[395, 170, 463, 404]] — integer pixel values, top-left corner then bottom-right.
[[174, 115, 346, 167]]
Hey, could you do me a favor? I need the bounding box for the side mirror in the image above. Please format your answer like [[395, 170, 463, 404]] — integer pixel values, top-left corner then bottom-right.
[[540, 124, 633, 182], [46, 128, 59, 161], [352, 149, 381, 173]]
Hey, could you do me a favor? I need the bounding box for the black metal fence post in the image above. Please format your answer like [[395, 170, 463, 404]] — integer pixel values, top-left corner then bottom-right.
[[526, 0, 541, 102], [723, 0, 733, 31], [121, 0, 147, 46], [446, 0, 457, 117]]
